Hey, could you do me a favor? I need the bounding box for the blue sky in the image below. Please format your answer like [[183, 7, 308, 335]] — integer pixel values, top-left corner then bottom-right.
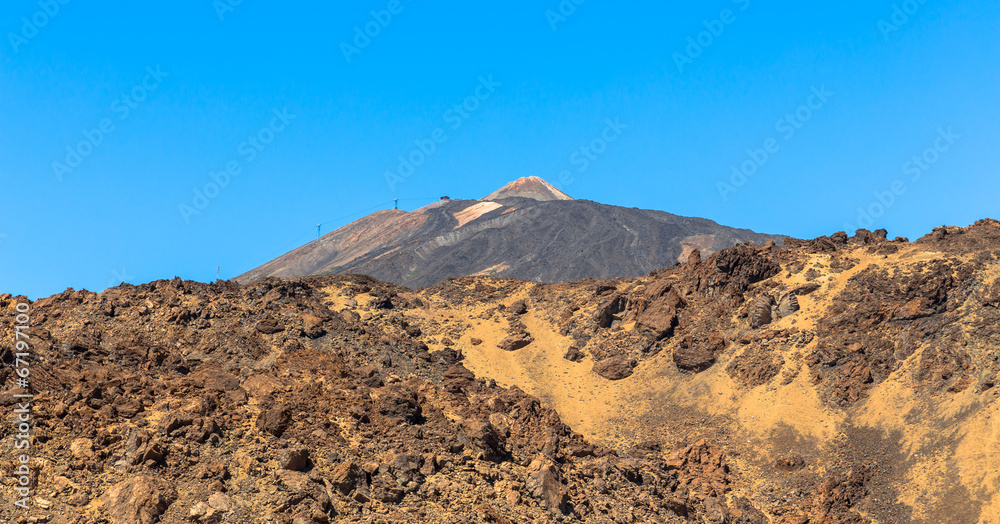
[[2, 0, 997, 299]]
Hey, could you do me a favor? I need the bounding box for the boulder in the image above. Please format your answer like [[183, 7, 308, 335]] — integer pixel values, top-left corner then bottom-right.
[[509, 299, 528, 315], [673, 334, 725, 374], [593, 294, 627, 328], [99, 475, 178, 524], [498, 332, 533, 351], [188, 502, 219, 523], [278, 448, 310, 471], [330, 461, 363, 495], [777, 293, 799, 318], [563, 345, 585, 362], [256, 404, 292, 437], [340, 309, 361, 324], [457, 418, 504, 460], [749, 295, 775, 328], [526, 456, 568, 514], [254, 318, 283, 334], [300, 313, 325, 338], [592, 356, 637, 380], [70, 437, 95, 460], [635, 289, 683, 340], [374, 385, 421, 423]]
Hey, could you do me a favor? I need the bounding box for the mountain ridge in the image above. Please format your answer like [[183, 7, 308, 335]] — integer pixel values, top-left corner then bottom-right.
[[238, 177, 785, 287]]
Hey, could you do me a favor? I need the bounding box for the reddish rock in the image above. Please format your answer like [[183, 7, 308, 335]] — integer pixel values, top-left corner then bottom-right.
[[300, 313, 325, 338], [498, 332, 534, 351], [635, 288, 683, 340], [443, 363, 477, 393], [330, 461, 363, 495], [99, 475, 177, 524], [675, 334, 726, 373]]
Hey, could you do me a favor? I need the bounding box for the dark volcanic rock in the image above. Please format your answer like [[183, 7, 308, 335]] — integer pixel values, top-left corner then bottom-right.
[[593, 355, 638, 380], [509, 299, 528, 315], [257, 404, 293, 437], [674, 346, 717, 373], [675, 334, 726, 373], [563, 345, 585, 362], [498, 332, 534, 351], [278, 448, 310, 471], [255, 318, 283, 334], [593, 294, 627, 328]]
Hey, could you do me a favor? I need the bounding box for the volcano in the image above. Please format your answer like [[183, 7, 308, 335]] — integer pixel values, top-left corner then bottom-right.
[[237, 177, 784, 287]]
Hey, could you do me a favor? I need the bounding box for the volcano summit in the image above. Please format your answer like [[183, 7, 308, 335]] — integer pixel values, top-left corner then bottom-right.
[[238, 177, 783, 287]]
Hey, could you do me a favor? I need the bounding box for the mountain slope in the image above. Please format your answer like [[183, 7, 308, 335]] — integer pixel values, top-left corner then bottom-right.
[[1, 277, 742, 523], [237, 177, 784, 287], [5, 220, 1000, 522], [375, 219, 1000, 523]]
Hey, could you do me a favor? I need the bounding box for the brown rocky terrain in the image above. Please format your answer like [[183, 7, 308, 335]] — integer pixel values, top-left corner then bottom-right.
[[4, 219, 1000, 522], [237, 177, 783, 288]]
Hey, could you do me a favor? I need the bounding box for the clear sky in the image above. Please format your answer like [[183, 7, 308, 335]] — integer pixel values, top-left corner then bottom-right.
[[2, 1, 998, 299]]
